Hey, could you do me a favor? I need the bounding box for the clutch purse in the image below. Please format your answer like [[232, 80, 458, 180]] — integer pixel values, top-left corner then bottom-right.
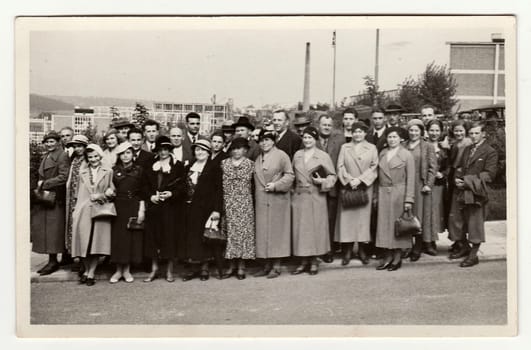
[[33, 189, 56, 208], [90, 202, 117, 219], [340, 184, 369, 208], [309, 165, 328, 178], [127, 217, 144, 231], [203, 219, 226, 242], [394, 209, 422, 238]]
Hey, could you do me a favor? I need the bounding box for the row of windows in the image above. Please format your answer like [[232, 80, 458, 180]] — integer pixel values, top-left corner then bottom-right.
[[154, 103, 226, 113]]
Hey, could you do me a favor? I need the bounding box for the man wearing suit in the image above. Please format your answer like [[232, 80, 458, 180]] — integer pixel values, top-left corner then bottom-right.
[[450, 122, 498, 267], [181, 112, 207, 161], [272, 109, 302, 159], [342, 108, 358, 143], [316, 114, 345, 262], [366, 108, 389, 153], [384, 104, 403, 128], [141, 119, 160, 152], [128, 128, 155, 169], [169, 126, 192, 165], [233, 115, 260, 161]]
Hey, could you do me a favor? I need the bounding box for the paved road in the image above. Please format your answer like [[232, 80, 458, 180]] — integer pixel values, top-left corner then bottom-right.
[[30, 260, 507, 325]]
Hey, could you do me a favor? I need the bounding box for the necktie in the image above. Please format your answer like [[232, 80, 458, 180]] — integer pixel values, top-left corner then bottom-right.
[[374, 131, 378, 140], [192, 136, 196, 144], [321, 138, 328, 150]]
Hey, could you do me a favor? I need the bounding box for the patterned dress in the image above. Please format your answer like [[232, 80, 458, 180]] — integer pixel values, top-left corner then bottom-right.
[[222, 157, 256, 259], [65, 155, 85, 253]]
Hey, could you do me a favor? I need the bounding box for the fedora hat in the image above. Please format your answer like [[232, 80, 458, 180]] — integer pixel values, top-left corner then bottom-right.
[[153, 136, 175, 152], [112, 117, 135, 129], [384, 104, 403, 113], [293, 113, 312, 126], [66, 134, 89, 147], [42, 131, 61, 143], [191, 139, 212, 153], [232, 116, 255, 131], [228, 137, 250, 152], [221, 120, 236, 133]]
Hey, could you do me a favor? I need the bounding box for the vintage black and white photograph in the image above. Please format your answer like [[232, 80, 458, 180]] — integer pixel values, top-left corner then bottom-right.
[[15, 16, 516, 337]]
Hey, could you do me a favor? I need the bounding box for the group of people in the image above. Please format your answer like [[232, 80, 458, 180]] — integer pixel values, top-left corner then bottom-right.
[[30, 105, 498, 286]]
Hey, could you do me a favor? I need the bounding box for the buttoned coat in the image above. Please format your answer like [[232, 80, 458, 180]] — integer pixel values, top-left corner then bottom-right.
[[71, 166, 115, 258], [31, 147, 70, 254], [334, 141, 379, 243], [375, 146, 415, 249], [276, 129, 302, 159], [316, 131, 345, 197], [254, 147, 295, 258], [291, 148, 337, 256]]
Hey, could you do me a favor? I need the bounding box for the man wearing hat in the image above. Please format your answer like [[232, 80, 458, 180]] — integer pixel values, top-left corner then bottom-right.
[[272, 109, 302, 160], [31, 131, 71, 276], [316, 113, 345, 263], [112, 117, 135, 143], [181, 112, 207, 161], [293, 112, 312, 137], [232, 115, 260, 161], [221, 120, 235, 153], [384, 104, 403, 128]]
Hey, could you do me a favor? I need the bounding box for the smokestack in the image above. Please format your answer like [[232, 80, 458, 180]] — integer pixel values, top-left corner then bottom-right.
[[302, 42, 311, 111]]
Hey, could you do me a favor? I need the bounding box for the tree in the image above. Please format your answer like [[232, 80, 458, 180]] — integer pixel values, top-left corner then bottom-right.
[[358, 76, 385, 108], [109, 106, 120, 123], [417, 62, 458, 115], [132, 103, 150, 129], [399, 76, 423, 113], [83, 122, 100, 144]]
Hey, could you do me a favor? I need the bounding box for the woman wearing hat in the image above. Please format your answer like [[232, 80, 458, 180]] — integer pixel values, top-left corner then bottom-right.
[[233, 116, 261, 161], [143, 136, 185, 283], [109, 141, 146, 283], [102, 128, 120, 168], [375, 127, 415, 271], [253, 129, 295, 278], [180, 139, 224, 281], [334, 122, 378, 266], [71, 144, 115, 286], [291, 127, 337, 276], [64, 135, 89, 262], [405, 119, 437, 261], [220, 137, 256, 280], [31, 131, 71, 276]]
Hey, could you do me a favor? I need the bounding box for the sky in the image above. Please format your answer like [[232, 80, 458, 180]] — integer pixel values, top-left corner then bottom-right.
[[29, 25, 504, 108]]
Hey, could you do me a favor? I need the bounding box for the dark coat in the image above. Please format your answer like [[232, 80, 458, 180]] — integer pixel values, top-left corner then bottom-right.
[[30, 147, 70, 254], [133, 149, 155, 171], [366, 127, 389, 153], [181, 132, 208, 162], [316, 131, 345, 197], [180, 158, 223, 261], [247, 139, 261, 161], [143, 156, 186, 259], [276, 129, 302, 160]]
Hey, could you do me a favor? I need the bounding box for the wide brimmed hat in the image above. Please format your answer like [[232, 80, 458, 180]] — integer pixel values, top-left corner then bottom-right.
[[191, 139, 212, 153], [228, 137, 250, 152], [384, 104, 403, 113], [258, 129, 277, 142], [86, 143, 105, 158], [221, 120, 236, 133], [42, 131, 61, 143], [115, 141, 134, 155], [293, 113, 312, 126], [66, 134, 89, 147], [232, 116, 255, 131], [112, 117, 135, 129], [153, 136, 175, 152]]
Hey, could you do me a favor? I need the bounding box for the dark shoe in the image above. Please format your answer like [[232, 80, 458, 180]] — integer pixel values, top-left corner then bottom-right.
[[341, 249, 352, 266], [401, 248, 412, 259], [59, 254, 74, 266], [77, 264, 86, 277], [359, 255, 370, 265], [449, 245, 471, 260], [253, 269, 270, 277], [322, 253, 334, 263], [423, 243, 437, 256], [266, 269, 281, 279], [460, 256, 479, 268], [387, 260, 402, 271], [219, 269, 235, 280], [182, 271, 198, 282], [85, 278, 95, 286], [79, 275, 88, 284], [448, 241, 458, 253], [291, 265, 307, 275], [39, 262, 59, 276], [376, 260, 392, 270], [409, 251, 421, 262], [199, 270, 210, 281]]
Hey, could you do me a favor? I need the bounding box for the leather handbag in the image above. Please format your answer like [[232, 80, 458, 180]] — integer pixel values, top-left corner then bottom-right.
[[340, 184, 369, 208], [203, 219, 226, 242], [394, 209, 422, 238], [33, 189, 56, 208], [127, 217, 144, 231], [90, 202, 117, 219]]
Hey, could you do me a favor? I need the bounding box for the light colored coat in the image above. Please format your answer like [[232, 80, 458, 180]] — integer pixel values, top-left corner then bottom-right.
[[71, 166, 115, 258], [254, 147, 295, 258], [291, 148, 337, 256], [334, 141, 378, 243], [375, 146, 415, 249]]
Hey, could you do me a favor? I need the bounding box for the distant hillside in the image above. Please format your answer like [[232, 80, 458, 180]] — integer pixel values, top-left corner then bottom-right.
[[30, 94, 75, 116], [47, 95, 152, 109]]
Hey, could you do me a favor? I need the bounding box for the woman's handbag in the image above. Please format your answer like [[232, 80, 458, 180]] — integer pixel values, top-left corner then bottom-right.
[[90, 201, 117, 219], [394, 209, 422, 238], [340, 184, 369, 208], [33, 189, 56, 208], [203, 218, 226, 242], [127, 217, 144, 231]]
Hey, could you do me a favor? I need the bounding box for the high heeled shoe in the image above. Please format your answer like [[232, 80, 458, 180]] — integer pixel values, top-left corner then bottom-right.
[[376, 260, 392, 270], [143, 271, 158, 283], [236, 269, 246, 280], [182, 271, 198, 282], [199, 270, 210, 281], [387, 260, 402, 271], [291, 265, 307, 275]]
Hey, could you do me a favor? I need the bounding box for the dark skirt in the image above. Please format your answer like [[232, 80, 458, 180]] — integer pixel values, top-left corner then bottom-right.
[[178, 202, 214, 261], [110, 197, 143, 264], [144, 201, 180, 260]]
